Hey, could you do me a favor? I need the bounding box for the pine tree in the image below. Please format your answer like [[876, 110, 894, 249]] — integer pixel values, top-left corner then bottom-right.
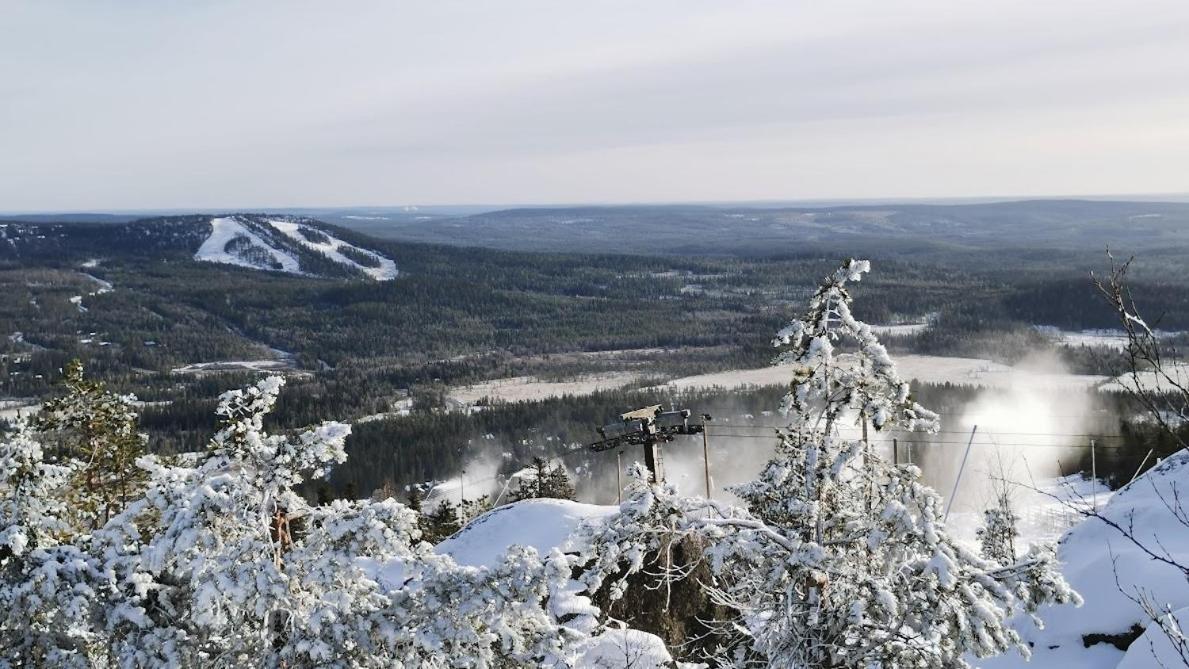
[[978, 489, 1020, 565], [34, 359, 146, 529], [422, 499, 461, 543], [511, 457, 576, 502], [406, 484, 424, 513]]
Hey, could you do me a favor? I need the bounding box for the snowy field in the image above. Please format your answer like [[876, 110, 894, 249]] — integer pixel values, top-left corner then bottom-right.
[[170, 359, 296, 375], [446, 372, 641, 406], [0, 399, 39, 422], [662, 354, 1108, 392], [1036, 325, 1185, 351], [443, 354, 1108, 408]]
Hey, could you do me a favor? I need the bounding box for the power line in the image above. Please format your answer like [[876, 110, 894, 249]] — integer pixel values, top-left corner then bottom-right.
[[705, 425, 1129, 439], [678, 433, 1131, 449]]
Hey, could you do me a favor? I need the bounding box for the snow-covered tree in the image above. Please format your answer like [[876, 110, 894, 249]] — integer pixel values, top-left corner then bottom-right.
[[512, 457, 576, 502], [34, 359, 146, 530], [0, 426, 107, 667], [575, 260, 1079, 668], [3, 370, 700, 667], [978, 489, 1020, 566]]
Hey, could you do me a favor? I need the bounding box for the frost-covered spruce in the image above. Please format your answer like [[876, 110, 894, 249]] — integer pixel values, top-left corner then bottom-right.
[[0, 426, 105, 668], [977, 489, 1020, 566], [2, 374, 600, 668]]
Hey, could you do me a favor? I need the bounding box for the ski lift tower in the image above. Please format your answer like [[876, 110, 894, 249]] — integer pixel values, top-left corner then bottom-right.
[[589, 405, 708, 484]]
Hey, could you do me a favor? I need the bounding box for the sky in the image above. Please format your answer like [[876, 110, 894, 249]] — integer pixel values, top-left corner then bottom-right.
[[3, 0, 1189, 211]]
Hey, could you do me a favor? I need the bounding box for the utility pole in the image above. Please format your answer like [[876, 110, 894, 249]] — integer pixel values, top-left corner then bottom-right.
[[616, 451, 623, 505], [460, 469, 466, 504], [589, 405, 707, 486], [893, 438, 898, 466], [1090, 439, 1098, 509], [702, 420, 712, 499]]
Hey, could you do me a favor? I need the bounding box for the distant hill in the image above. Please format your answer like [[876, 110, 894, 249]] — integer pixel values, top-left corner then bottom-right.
[[0, 214, 397, 281], [328, 199, 1189, 257]]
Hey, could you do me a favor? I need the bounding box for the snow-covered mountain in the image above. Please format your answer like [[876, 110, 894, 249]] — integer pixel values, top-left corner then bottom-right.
[[193, 215, 397, 280], [0, 213, 398, 281]]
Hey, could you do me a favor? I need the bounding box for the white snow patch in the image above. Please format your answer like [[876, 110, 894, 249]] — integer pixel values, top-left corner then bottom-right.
[[447, 372, 640, 407], [80, 272, 113, 294], [437, 498, 616, 567], [194, 217, 302, 274], [573, 628, 674, 668], [1117, 606, 1189, 669], [170, 360, 293, 374], [662, 354, 1107, 392], [269, 219, 397, 281]]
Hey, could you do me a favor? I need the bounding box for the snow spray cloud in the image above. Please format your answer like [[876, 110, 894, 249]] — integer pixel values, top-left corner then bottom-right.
[[922, 350, 1103, 541]]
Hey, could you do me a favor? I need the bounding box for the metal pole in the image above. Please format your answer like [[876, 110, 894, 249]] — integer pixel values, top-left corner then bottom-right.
[[893, 438, 898, 466], [702, 428, 712, 499], [616, 451, 623, 505], [1090, 439, 1098, 509], [944, 425, 978, 522], [460, 469, 466, 504], [1130, 449, 1155, 485]]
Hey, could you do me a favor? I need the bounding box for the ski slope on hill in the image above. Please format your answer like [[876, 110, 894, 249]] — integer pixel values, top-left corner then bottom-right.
[[269, 219, 397, 280], [194, 216, 303, 274]]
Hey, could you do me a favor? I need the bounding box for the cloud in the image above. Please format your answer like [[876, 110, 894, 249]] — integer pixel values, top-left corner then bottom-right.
[[2, 0, 1188, 210]]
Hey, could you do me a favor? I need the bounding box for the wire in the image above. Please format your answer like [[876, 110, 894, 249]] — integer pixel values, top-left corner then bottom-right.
[[705, 427, 1128, 440]]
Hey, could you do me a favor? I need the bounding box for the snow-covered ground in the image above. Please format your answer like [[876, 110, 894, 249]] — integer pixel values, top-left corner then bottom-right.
[[170, 359, 295, 374], [868, 322, 930, 336], [446, 372, 641, 406], [269, 219, 397, 281], [0, 399, 40, 423], [437, 498, 617, 568], [980, 450, 1189, 669], [194, 216, 303, 274], [661, 354, 1107, 392], [1101, 362, 1189, 394], [79, 271, 113, 294], [433, 498, 672, 667], [1036, 325, 1185, 352]]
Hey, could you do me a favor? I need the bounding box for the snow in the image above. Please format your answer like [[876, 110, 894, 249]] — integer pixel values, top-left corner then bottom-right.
[[869, 322, 930, 336], [269, 219, 397, 281], [170, 359, 295, 374], [79, 272, 112, 294], [572, 628, 674, 668], [982, 450, 1189, 669], [662, 354, 1107, 392], [447, 372, 640, 407], [436, 498, 616, 568], [1117, 606, 1189, 669], [194, 216, 303, 274]]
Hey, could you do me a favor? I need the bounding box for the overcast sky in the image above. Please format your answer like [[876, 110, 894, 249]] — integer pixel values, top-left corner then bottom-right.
[[3, 1, 1188, 211]]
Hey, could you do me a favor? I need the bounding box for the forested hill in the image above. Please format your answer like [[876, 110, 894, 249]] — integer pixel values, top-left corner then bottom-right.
[[0, 214, 396, 281], [328, 199, 1189, 257]]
